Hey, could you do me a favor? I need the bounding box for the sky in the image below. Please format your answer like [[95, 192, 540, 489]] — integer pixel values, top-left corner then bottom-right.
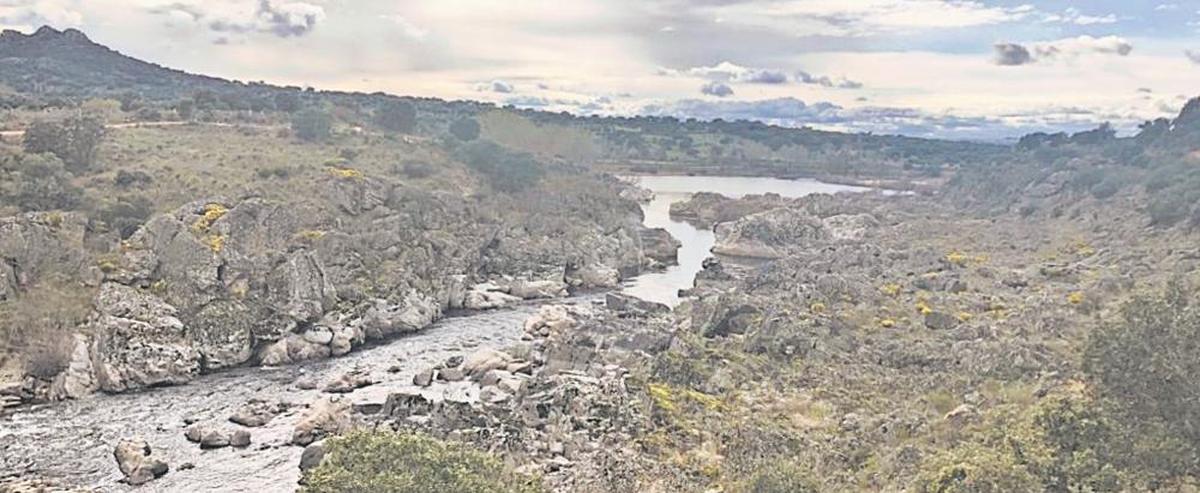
[[1, 0, 1199, 141]]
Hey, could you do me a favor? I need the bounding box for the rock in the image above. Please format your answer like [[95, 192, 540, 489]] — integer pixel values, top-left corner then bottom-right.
[[413, 369, 435, 387], [605, 293, 669, 315], [230, 430, 252, 448], [523, 304, 585, 337], [924, 311, 959, 331], [89, 283, 202, 392], [113, 438, 169, 485], [508, 279, 568, 300], [184, 426, 203, 443], [712, 208, 830, 259], [257, 334, 332, 366], [438, 367, 465, 382], [464, 286, 522, 310], [229, 399, 286, 427], [292, 398, 350, 446], [299, 442, 326, 472], [323, 371, 374, 394], [462, 348, 515, 380], [301, 327, 334, 346], [480, 385, 512, 404], [443, 355, 464, 368], [295, 377, 318, 390], [944, 404, 979, 424], [567, 263, 620, 289], [822, 213, 878, 241], [639, 228, 681, 265], [46, 333, 97, 400], [200, 430, 231, 449]]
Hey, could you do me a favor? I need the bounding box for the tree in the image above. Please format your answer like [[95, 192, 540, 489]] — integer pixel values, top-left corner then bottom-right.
[[274, 92, 301, 113], [23, 114, 107, 172], [292, 108, 333, 142], [0, 153, 82, 211], [375, 100, 417, 133], [301, 430, 544, 493], [453, 140, 544, 193], [449, 117, 481, 142]]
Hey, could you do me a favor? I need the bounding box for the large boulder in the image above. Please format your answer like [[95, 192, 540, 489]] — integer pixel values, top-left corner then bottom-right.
[[713, 207, 830, 259], [292, 398, 351, 446], [0, 212, 88, 301], [90, 283, 201, 392], [113, 439, 169, 485]]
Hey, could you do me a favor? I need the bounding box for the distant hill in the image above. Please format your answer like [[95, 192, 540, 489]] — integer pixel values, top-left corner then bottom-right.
[[0, 25, 1008, 176]]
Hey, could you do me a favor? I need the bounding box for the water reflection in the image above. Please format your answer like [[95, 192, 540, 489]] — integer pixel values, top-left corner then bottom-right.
[[621, 175, 869, 307]]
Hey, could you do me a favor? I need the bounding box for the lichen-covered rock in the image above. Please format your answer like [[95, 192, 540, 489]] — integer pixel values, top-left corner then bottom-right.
[[90, 283, 201, 392], [0, 212, 88, 300], [713, 208, 830, 259], [292, 397, 351, 446]]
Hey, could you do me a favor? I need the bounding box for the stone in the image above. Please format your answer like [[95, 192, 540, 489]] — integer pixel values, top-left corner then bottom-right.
[[413, 369, 435, 387], [323, 371, 373, 394], [924, 311, 959, 331], [89, 283, 202, 392], [292, 398, 350, 446], [200, 430, 231, 449], [230, 430, 252, 448], [508, 279, 568, 300], [480, 385, 512, 404], [438, 367, 465, 382], [229, 399, 286, 427], [462, 348, 515, 380], [113, 438, 169, 485], [299, 442, 326, 472]]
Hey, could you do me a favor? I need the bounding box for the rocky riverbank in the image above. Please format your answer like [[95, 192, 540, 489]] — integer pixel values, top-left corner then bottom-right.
[[0, 169, 678, 408]]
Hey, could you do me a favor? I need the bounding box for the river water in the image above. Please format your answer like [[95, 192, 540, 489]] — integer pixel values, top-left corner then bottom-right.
[[1, 175, 864, 492], [621, 175, 870, 307]]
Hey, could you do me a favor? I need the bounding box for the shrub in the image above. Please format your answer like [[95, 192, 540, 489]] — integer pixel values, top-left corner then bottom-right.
[[453, 140, 544, 193], [301, 430, 544, 493], [23, 114, 107, 172], [0, 152, 82, 212], [375, 100, 417, 133], [92, 195, 155, 238], [732, 463, 818, 493], [292, 108, 333, 142], [449, 117, 481, 142], [0, 277, 91, 378], [1083, 278, 1200, 480]]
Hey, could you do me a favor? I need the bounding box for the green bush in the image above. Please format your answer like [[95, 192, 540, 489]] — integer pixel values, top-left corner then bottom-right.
[[23, 114, 107, 172], [453, 140, 544, 193], [449, 117, 481, 142], [292, 108, 333, 142], [375, 100, 417, 133], [301, 430, 544, 493], [733, 463, 818, 493], [1083, 278, 1200, 480], [0, 152, 82, 212]]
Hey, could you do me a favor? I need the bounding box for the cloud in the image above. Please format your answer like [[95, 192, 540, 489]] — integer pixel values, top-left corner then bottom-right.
[[1187, 50, 1200, 64], [700, 81, 734, 97], [0, 1, 84, 31], [481, 80, 514, 93], [1040, 8, 1117, 25], [682, 61, 788, 84], [147, 0, 324, 39], [638, 97, 1110, 141], [695, 0, 1036, 37], [381, 15, 429, 41], [993, 36, 1133, 66], [795, 70, 863, 89], [993, 43, 1033, 66]]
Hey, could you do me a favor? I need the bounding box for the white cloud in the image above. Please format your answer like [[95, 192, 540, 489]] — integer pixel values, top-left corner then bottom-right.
[[696, 0, 1035, 37], [382, 15, 429, 41], [0, 0, 84, 31], [1187, 49, 1200, 64], [682, 61, 788, 84], [1041, 7, 1118, 26]]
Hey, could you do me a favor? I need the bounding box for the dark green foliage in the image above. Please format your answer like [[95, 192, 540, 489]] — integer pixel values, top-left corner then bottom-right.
[[23, 114, 107, 171], [449, 117, 481, 142], [375, 100, 417, 133], [1083, 279, 1200, 480], [0, 152, 82, 211], [734, 463, 818, 493], [453, 140, 544, 192], [92, 195, 155, 238], [292, 108, 333, 142], [301, 430, 544, 493]]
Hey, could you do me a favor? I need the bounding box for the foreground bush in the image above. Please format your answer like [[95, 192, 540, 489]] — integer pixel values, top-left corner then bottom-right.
[[301, 430, 545, 493]]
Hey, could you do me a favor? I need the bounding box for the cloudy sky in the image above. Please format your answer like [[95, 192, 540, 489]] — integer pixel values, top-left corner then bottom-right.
[[2, 0, 1199, 141]]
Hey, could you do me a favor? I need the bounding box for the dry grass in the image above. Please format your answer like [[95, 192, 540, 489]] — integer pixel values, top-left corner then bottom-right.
[[0, 276, 93, 379]]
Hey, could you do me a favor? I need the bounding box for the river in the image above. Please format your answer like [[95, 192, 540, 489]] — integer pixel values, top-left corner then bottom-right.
[[0, 175, 864, 492], [621, 175, 870, 307]]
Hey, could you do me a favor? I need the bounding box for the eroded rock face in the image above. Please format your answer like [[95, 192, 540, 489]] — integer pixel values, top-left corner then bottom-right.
[[713, 208, 830, 259], [90, 283, 201, 392], [0, 212, 89, 301]]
